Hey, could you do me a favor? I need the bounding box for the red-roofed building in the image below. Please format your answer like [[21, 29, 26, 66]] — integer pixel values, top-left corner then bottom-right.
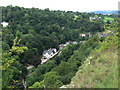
[[79, 34, 86, 37]]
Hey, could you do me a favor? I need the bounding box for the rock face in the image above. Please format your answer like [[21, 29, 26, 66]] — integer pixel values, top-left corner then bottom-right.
[[60, 85, 66, 88], [72, 84, 75, 87]]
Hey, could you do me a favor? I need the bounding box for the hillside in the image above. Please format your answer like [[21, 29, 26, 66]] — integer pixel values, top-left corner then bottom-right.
[[63, 32, 118, 88], [1, 6, 118, 89], [88, 10, 118, 15], [2, 5, 106, 67]]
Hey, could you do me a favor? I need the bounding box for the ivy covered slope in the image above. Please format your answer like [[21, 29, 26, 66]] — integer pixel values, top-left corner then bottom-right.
[[64, 31, 119, 88]]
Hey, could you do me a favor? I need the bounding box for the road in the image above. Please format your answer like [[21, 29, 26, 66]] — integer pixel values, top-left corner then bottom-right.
[[41, 51, 59, 64]]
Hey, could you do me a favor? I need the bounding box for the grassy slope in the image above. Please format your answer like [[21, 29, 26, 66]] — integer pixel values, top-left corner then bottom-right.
[[0, 31, 1, 89], [64, 33, 118, 88]]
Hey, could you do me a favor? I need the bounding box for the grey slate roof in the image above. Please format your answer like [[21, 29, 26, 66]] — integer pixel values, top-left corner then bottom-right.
[[43, 48, 55, 55], [48, 49, 53, 55]]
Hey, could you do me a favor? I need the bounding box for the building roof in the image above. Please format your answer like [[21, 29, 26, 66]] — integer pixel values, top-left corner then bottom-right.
[[90, 17, 101, 20], [43, 48, 56, 55], [80, 34, 86, 36], [1, 21, 8, 27], [48, 49, 53, 55], [80, 34, 86, 35], [73, 41, 77, 44], [43, 50, 48, 54], [59, 44, 64, 46]]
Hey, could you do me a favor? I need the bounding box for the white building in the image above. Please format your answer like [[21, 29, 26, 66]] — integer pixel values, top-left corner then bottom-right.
[[1, 21, 8, 27], [43, 48, 57, 58], [66, 41, 71, 45], [73, 41, 77, 44], [90, 17, 101, 20]]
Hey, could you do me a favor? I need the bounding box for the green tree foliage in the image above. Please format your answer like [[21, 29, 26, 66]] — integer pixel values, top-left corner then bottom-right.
[[2, 37, 28, 88], [44, 71, 63, 88], [2, 5, 105, 68], [52, 61, 70, 76], [29, 81, 44, 88], [2, 5, 116, 88], [26, 72, 43, 87]]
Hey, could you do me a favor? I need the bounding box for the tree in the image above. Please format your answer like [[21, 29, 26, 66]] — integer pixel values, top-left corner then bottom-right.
[[2, 37, 28, 88], [61, 72, 75, 84], [44, 71, 63, 88], [2, 42, 10, 51], [45, 60, 57, 72], [29, 81, 44, 88], [107, 20, 111, 24], [52, 61, 70, 76]]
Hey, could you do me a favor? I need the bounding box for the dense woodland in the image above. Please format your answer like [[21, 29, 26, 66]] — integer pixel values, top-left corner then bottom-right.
[[1, 5, 118, 88]]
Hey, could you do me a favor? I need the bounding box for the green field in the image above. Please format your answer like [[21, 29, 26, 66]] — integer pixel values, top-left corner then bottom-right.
[[73, 15, 78, 20], [90, 16, 114, 23], [103, 16, 114, 22]]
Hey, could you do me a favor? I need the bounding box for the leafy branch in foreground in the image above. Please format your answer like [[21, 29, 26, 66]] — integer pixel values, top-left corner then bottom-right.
[[2, 37, 28, 88]]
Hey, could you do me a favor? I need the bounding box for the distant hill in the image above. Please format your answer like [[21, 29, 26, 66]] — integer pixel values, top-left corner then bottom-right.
[[88, 10, 118, 15]]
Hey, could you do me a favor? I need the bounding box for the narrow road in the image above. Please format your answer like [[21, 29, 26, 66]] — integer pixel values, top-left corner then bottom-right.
[[27, 65, 34, 69]]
